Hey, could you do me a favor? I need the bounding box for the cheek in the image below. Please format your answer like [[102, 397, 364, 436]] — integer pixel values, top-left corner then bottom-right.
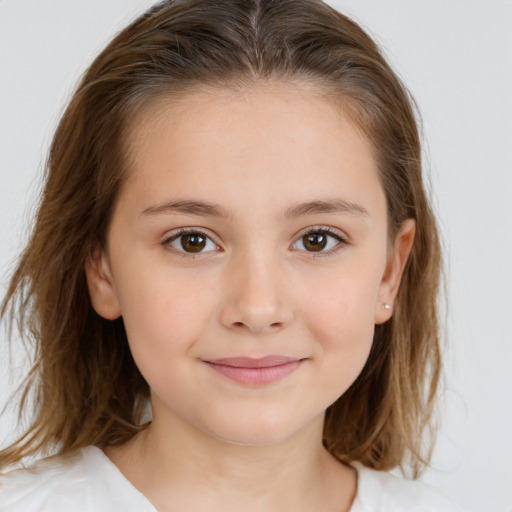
[[300, 258, 382, 340], [112, 264, 218, 377], [296, 260, 381, 394]]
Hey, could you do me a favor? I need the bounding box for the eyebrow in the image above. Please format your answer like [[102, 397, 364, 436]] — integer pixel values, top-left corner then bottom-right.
[[283, 199, 368, 219], [141, 198, 368, 220]]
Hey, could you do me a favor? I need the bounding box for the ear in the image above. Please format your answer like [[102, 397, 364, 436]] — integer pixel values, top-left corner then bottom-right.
[[85, 247, 122, 320], [374, 218, 416, 324]]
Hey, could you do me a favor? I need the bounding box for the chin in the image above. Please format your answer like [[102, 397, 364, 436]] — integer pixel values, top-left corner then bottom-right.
[[200, 409, 317, 448], [212, 429, 296, 447]]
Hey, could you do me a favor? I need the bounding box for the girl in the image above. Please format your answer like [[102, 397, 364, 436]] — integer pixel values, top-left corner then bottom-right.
[[0, 0, 459, 510]]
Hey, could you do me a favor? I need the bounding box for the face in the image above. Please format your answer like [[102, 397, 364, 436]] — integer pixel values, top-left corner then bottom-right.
[[86, 82, 414, 447]]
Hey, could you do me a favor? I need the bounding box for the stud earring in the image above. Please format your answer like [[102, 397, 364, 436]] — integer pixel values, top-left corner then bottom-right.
[[383, 303, 392, 310]]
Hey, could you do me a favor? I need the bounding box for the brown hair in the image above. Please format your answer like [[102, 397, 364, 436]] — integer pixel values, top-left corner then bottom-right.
[[1, 0, 442, 477]]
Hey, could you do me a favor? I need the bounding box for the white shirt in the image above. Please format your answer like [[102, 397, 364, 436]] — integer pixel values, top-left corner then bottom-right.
[[0, 446, 460, 511]]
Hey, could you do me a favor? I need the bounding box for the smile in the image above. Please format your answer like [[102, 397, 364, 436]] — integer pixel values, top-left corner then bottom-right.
[[202, 356, 305, 385]]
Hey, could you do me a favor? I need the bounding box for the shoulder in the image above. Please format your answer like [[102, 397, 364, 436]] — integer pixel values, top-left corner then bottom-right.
[[351, 463, 462, 512], [0, 449, 90, 512], [0, 446, 155, 512]]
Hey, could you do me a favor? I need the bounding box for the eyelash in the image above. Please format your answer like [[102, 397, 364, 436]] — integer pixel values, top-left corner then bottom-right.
[[161, 226, 349, 260]]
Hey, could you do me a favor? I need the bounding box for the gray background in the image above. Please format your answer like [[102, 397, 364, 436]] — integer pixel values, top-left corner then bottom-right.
[[1, 1, 511, 510]]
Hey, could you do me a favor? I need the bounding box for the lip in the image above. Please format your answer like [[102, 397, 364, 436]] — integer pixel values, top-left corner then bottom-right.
[[202, 356, 305, 385]]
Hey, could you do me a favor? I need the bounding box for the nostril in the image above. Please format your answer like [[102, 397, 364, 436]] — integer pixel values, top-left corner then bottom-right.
[[230, 321, 282, 331]]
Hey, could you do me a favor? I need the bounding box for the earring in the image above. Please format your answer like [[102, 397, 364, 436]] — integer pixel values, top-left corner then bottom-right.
[[383, 303, 392, 310]]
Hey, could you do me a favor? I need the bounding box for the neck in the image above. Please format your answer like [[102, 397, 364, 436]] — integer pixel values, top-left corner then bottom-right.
[[104, 403, 356, 512]]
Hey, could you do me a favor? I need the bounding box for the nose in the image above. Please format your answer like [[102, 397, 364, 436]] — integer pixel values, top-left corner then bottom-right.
[[219, 251, 294, 335]]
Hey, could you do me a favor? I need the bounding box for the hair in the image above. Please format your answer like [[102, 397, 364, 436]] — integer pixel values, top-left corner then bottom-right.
[[1, 0, 442, 477]]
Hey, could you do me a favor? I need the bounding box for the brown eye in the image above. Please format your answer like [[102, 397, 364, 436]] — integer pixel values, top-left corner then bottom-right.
[[302, 233, 327, 252], [292, 228, 346, 255], [166, 230, 218, 255], [180, 234, 206, 253]]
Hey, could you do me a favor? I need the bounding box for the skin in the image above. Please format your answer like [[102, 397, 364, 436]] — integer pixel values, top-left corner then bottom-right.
[[86, 81, 415, 512]]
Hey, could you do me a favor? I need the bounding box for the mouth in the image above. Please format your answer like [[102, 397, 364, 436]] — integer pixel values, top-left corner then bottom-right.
[[202, 356, 305, 385]]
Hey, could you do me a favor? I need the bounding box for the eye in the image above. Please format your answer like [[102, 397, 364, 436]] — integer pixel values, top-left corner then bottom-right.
[[164, 228, 219, 255], [291, 227, 347, 255], [163, 226, 347, 258]]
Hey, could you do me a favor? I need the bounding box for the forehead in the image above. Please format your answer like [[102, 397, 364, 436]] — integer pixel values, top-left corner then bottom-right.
[[119, 81, 384, 220], [125, 80, 374, 162]]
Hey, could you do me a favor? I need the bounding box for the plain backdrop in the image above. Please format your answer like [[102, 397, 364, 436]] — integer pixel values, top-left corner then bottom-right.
[[0, 1, 511, 511]]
